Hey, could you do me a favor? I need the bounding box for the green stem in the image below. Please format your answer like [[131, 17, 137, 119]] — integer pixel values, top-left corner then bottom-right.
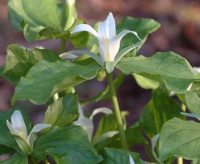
[[177, 104, 186, 164], [107, 73, 128, 150], [177, 157, 183, 164]]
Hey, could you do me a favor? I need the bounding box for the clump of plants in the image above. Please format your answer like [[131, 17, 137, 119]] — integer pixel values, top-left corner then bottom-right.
[[0, 0, 200, 163]]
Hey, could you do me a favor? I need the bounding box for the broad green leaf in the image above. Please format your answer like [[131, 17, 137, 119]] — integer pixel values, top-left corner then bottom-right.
[[3, 44, 60, 84], [133, 73, 159, 90], [140, 87, 181, 137], [44, 94, 79, 126], [8, 0, 77, 41], [159, 118, 200, 160], [1, 153, 28, 164], [32, 125, 102, 164], [185, 91, 200, 115], [103, 148, 145, 164], [12, 59, 101, 105], [140, 100, 157, 137], [117, 17, 160, 51], [117, 52, 195, 93]]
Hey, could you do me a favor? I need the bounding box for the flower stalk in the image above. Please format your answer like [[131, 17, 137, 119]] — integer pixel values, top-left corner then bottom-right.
[[107, 73, 128, 149]]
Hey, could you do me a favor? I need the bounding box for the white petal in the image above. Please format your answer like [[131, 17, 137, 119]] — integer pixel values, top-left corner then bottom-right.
[[6, 120, 16, 134], [29, 123, 51, 134], [108, 30, 141, 61], [107, 39, 121, 62], [75, 117, 94, 141], [114, 40, 143, 65], [27, 123, 51, 148], [89, 107, 112, 120], [98, 39, 107, 62], [11, 110, 27, 137], [60, 50, 104, 67], [72, 24, 98, 38], [129, 154, 135, 164], [98, 12, 116, 39], [74, 105, 94, 141], [114, 30, 141, 41]]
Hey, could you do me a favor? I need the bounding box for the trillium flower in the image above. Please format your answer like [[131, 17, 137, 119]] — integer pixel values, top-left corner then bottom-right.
[[6, 110, 51, 154], [72, 12, 142, 72], [74, 105, 117, 141]]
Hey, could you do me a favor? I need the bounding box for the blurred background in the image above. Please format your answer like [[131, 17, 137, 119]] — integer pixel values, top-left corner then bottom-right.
[[1, 0, 200, 125]]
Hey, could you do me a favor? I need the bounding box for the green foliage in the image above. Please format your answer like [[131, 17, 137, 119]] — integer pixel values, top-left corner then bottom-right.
[[3, 44, 60, 84], [1, 154, 28, 164], [3, 0, 200, 163], [185, 91, 200, 115], [117, 17, 160, 51], [140, 87, 181, 137], [32, 125, 102, 164], [44, 93, 79, 126], [159, 118, 200, 161], [102, 148, 145, 164], [117, 52, 195, 93], [12, 59, 101, 104], [8, 0, 77, 41], [133, 73, 159, 90]]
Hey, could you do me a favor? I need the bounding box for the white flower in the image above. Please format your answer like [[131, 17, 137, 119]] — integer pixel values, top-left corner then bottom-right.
[[72, 12, 140, 63], [74, 105, 114, 141], [6, 110, 51, 154]]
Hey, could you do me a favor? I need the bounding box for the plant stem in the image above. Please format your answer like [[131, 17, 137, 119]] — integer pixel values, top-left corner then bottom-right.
[[107, 73, 128, 150], [177, 157, 183, 164], [177, 104, 186, 164]]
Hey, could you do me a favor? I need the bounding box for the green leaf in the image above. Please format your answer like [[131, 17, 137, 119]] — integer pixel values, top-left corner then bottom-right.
[[159, 118, 200, 160], [133, 73, 159, 90], [12, 59, 101, 105], [1, 153, 28, 164], [102, 148, 145, 164], [185, 91, 200, 115], [32, 125, 102, 164], [117, 17, 160, 51], [140, 87, 181, 137], [3, 44, 60, 84], [117, 52, 195, 93], [44, 94, 79, 126], [8, 0, 77, 41]]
